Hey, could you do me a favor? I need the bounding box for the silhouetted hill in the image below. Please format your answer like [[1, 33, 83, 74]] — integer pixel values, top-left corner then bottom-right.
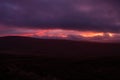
[[1, 36, 120, 80], [0, 36, 120, 60]]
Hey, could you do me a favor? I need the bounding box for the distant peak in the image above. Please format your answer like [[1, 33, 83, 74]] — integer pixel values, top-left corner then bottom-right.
[[0, 36, 32, 39]]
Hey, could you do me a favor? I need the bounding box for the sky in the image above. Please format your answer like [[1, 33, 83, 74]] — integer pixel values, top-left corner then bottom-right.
[[0, 0, 120, 42]]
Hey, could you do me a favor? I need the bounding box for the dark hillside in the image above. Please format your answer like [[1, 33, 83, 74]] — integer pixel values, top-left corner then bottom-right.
[[0, 36, 120, 80], [0, 36, 120, 59]]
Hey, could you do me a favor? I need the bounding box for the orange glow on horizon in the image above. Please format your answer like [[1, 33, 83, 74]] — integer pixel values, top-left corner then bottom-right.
[[78, 32, 104, 38], [34, 29, 115, 39], [0, 28, 118, 42], [108, 32, 114, 37]]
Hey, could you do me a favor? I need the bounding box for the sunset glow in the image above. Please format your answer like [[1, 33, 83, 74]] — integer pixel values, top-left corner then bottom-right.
[[108, 33, 114, 37], [33, 29, 115, 39], [0, 0, 120, 43], [78, 32, 104, 38], [1, 28, 118, 42]]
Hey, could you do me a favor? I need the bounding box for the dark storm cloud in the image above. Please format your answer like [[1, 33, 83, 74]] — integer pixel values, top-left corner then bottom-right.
[[0, 0, 120, 33]]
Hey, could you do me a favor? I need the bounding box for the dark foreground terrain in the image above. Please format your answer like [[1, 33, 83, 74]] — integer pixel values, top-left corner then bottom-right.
[[0, 36, 120, 80]]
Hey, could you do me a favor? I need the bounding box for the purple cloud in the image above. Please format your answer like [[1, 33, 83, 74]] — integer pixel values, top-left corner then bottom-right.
[[0, 0, 120, 33]]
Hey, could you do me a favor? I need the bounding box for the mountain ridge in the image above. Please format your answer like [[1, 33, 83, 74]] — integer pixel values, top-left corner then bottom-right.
[[0, 36, 120, 60]]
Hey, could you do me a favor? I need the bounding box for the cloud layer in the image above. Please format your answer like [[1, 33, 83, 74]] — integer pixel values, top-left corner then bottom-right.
[[0, 0, 120, 33]]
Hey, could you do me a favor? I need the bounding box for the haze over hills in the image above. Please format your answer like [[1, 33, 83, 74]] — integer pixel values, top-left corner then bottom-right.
[[0, 36, 120, 60]]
